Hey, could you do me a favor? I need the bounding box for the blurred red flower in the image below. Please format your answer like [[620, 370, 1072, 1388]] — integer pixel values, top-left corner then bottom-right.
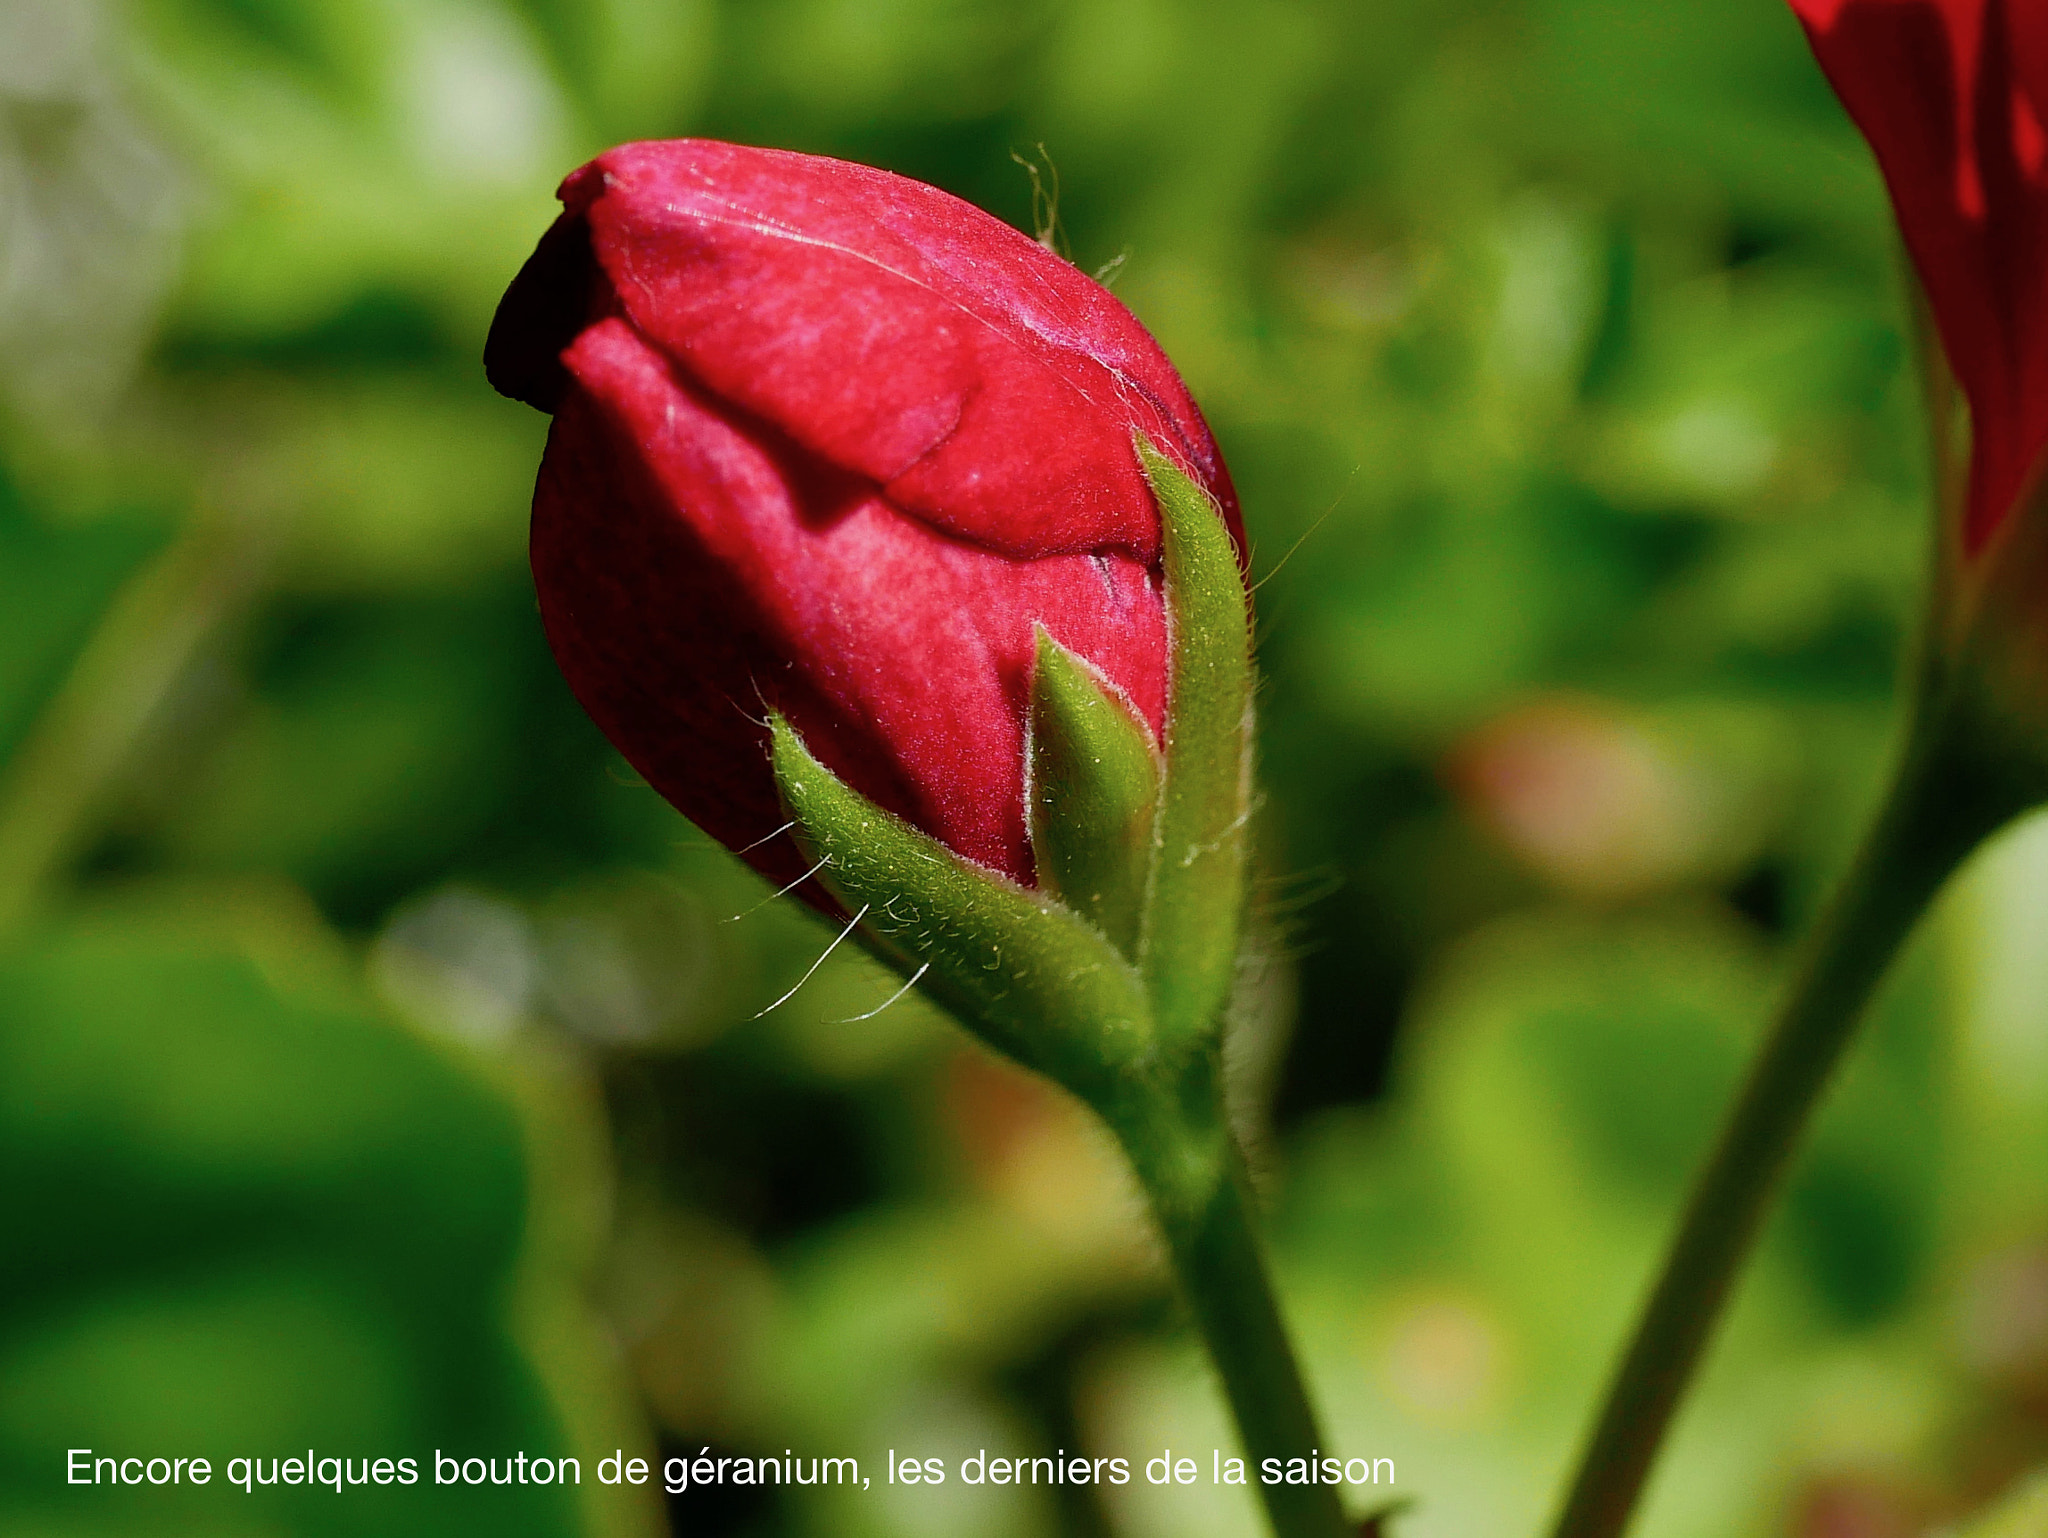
[[1791, 0, 2048, 550], [487, 140, 1240, 898]]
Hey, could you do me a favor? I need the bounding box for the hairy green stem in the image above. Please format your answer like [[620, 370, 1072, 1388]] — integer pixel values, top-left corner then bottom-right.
[[1546, 712, 2015, 1538], [1125, 1096, 1352, 1538]]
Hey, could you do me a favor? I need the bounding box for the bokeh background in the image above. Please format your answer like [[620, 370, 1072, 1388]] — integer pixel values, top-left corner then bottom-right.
[[5, 0, 2048, 1535]]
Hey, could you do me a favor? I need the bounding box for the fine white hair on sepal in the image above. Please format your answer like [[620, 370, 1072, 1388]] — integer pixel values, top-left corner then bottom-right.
[[833, 962, 930, 1024], [751, 904, 869, 1019], [724, 854, 832, 923]]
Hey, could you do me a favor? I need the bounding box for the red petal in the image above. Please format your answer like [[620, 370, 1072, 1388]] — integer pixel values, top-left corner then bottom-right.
[[562, 141, 1242, 563], [534, 318, 1169, 892], [1795, 0, 2048, 549]]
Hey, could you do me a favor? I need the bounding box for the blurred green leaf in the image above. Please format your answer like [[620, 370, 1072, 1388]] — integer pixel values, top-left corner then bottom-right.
[[0, 906, 583, 1537], [0, 471, 171, 768]]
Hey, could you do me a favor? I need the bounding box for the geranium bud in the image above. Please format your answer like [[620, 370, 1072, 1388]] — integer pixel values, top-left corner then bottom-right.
[[486, 139, 1244, 914]]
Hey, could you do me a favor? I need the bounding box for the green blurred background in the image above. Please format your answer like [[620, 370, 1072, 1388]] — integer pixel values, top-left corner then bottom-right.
[[3, 0, 2046, 1535]]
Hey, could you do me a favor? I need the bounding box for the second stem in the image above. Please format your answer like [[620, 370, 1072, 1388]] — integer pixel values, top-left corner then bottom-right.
[[1547, 709, 2020, 1538]]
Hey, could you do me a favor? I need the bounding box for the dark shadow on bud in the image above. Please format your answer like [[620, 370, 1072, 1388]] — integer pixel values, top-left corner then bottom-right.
[[484, 212, 598, 413]]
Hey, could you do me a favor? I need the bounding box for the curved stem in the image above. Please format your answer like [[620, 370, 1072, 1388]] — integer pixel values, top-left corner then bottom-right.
[[1134, 1115, 1352, 1538], [1546, 715, 2015, 1538]]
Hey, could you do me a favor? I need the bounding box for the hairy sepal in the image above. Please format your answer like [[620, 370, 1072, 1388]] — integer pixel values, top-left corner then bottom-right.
[[1028, 625, 1162, 961], [1136, 436, 1255, 1045], [771, 716, 1153, 1104]]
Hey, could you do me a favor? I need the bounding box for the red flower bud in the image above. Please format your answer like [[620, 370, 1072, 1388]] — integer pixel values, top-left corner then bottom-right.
[[487, 140, 1243, 900], [1789, 0, 2048, 551]]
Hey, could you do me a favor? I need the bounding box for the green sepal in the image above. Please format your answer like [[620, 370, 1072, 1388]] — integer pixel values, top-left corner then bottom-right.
[[770, 715, 1152, 1105], [1028, 625, 1162, 961], [1136, 436, 1254, 1044]]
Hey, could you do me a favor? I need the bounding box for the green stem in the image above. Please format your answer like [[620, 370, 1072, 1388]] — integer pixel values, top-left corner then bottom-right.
[[1546, 711, 2015, 1538], [1130, 1107, 1352, 1538]]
